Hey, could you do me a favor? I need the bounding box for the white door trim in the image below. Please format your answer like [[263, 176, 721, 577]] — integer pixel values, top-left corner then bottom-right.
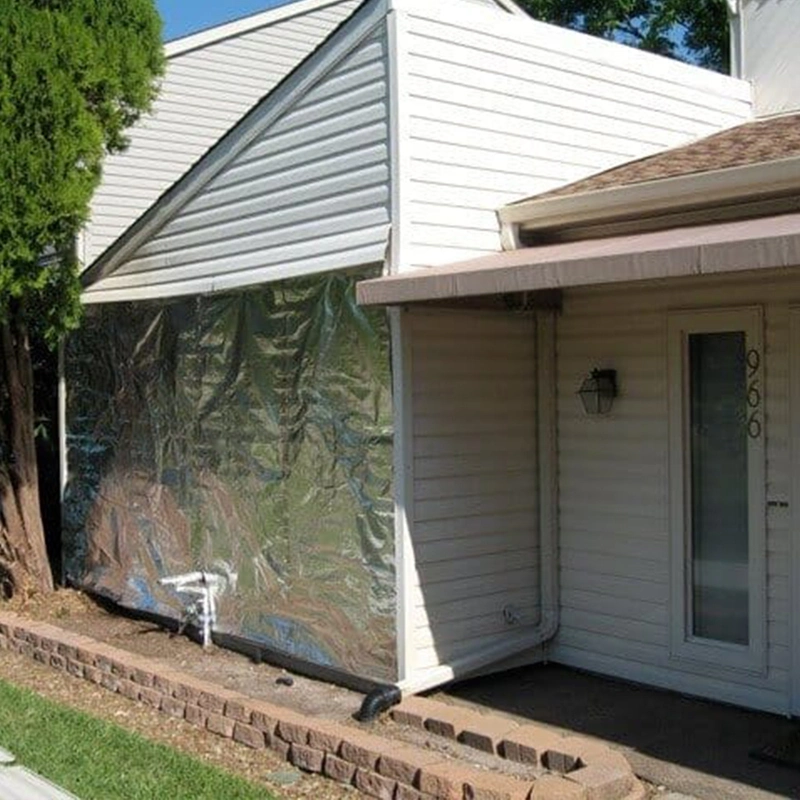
[[789, 306, 800, 713]]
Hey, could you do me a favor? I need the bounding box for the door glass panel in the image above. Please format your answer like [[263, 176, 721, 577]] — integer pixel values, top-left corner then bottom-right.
[[689, 332, 748, 645]]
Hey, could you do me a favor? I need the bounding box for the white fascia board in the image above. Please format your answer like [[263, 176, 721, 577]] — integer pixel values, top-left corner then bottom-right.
[[83, 0, 389, 291], [388, 0, 525, 16], [500, 155, 800, 233], [164, 0, 353, 58]]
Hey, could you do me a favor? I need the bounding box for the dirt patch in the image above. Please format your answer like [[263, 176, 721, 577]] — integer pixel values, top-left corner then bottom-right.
[[5, 590, 570, 787], [9, 589, 363, 721]]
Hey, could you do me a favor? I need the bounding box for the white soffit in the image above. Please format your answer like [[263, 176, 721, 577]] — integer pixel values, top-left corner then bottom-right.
[[357, 211, 800, 305]]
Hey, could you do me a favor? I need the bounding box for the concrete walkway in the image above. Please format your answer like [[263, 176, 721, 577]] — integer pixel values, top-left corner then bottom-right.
[[438, 664, 800, 800], [0, 746, 79, 800]]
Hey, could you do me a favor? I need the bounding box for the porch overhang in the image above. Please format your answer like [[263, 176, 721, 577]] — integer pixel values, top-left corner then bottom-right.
[[357, 211, 800, 306]]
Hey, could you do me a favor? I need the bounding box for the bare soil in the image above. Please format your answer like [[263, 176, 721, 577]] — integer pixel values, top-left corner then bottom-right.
[[4, 589, 552, 786]]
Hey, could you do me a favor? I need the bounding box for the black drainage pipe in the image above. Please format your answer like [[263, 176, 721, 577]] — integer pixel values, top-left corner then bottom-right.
[[355, 684, 402, 722]]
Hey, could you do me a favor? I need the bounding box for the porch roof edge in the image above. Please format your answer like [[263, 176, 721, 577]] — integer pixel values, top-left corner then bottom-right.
[[356, 210, 800, 305]]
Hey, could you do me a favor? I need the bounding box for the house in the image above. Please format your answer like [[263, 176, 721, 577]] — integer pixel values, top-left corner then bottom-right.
[[357, 2, 800, 715], [63, 0, 761, 702]]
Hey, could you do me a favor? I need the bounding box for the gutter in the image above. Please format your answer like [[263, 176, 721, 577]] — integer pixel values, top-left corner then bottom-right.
[[357, 311, 559, 719], [498, 154, 800, 243]]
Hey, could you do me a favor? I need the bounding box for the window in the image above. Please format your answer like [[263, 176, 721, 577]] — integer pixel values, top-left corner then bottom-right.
[[668, 308, 765, 673]]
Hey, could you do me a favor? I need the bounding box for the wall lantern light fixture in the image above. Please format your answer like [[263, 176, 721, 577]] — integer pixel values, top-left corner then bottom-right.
[[578, 368, 617, 415]]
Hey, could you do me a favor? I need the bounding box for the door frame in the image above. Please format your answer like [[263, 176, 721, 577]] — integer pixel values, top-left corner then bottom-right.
[[789, 306, 800, 713]]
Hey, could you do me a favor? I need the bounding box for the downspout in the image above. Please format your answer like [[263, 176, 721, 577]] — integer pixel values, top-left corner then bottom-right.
[[357, 310, 560, 720]]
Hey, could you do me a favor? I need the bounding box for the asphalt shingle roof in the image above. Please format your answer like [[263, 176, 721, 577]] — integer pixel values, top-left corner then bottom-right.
[[525, 112, 800, 201]]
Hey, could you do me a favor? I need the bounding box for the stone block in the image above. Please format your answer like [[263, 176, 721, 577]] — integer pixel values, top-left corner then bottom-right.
[[100, 673, 120, 693], [161, 696, 187, 720], [185, 705, 208, 728], [459, 716, 520, 755], [233, 723, 265, 749], [418, 761, 470, 800], [66, 659, 84, 679], [207, 712, 235, 738], [340, 730, 392, 771], [501, 726, 564, 766], [198, 690, 226, 714], [154, 672, 178, 696], [324, 754, 357, 785], [172, 679, 202, 704], [119, 680, 141, 701], [250, 705, 278, 735], [391, 695, 445, 729], [49, 653, 66, 670], [464, 771, 533, 800], [57, 642, 78, 660], [139, 687, 162, 709], [271, 737, 291, 759], [224, 698, 252, 724], [354, 768, 397, 800], [565, 765, 633, 800], [84, 665, 103, 684], [308, 721, 348, 753], [530, 775, 587, 800], [277, 717, 311, 746], [395, 787, 438, 800], [377, 745, 442, 787], [290, 743, 326, 774]]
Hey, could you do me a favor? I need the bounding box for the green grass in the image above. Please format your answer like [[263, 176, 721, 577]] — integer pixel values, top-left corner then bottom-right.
[[0, 679, 275, 799]]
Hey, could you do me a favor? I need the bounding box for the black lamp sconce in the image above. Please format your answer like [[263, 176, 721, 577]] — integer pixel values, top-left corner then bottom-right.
[[578, 368, 618, 415]]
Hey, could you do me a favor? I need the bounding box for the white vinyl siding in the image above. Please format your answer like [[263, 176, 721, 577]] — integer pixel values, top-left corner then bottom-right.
[[398, 2, 752, 269], [407, 309, 540, 673], [550, 275, 793, 714], [741, 0, 800, 116], [84, 22, 391, 302], [83, 0, 360, 266]]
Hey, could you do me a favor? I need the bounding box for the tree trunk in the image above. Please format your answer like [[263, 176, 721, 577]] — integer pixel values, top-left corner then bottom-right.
[[0, 314, 54, 597]]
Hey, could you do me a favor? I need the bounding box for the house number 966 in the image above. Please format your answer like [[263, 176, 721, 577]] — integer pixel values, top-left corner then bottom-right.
[[747, 348, 762, 439]]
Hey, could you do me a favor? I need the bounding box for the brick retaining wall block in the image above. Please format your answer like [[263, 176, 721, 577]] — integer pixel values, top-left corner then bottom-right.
[[0, 610, 644, 800]]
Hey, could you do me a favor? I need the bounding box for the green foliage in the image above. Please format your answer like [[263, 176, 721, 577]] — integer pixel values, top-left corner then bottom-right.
[[517, 0, 729, 73], [0, 678, 275, 799], [0, 0, 164, 345]]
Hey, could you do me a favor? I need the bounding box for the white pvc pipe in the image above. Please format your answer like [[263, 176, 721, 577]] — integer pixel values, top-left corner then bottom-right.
[[159, 571, 225, 648]]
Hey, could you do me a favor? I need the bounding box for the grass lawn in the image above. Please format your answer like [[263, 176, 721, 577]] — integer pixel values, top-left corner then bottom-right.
[[0, 679, 276, 799]]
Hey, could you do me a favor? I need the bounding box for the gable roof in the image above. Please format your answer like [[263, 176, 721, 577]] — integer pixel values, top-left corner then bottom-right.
[[84, 0, 365, 265], [163, 0, 524, 56], [83, 0, 528, 291], [82, 0, 388, 292]]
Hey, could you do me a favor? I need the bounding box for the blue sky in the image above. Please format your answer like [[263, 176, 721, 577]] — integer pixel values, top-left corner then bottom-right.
[[157, 0, 296, 41]]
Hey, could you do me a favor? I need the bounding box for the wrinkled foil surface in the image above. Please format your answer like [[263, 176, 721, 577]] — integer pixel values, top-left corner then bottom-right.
[[64, 269, 396, 681]]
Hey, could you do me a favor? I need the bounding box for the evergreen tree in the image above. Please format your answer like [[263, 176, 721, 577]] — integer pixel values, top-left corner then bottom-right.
[[518, 0, 729, 73], [0, 0, 163, 596]]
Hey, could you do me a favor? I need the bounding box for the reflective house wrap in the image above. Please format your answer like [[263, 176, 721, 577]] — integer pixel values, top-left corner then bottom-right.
[[64, 270, 396, 682]]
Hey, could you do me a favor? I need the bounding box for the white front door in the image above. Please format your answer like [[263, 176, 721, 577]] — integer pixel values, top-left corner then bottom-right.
[[668, 307, 766, 675]]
